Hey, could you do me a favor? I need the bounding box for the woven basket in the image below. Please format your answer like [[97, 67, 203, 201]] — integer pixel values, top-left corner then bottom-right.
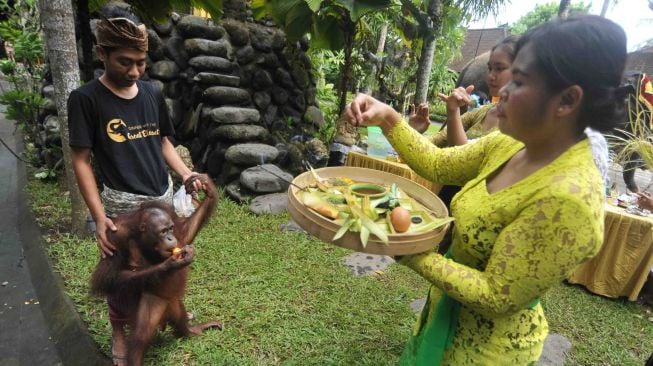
[[287, 166, 450, 255]]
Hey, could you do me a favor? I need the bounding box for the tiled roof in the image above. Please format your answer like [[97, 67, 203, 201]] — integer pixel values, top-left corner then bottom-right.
[[626, 46, 653, 76], [448, 27, 508, 72]]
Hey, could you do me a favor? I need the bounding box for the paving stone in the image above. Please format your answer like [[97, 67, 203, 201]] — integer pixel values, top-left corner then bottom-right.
[[538, 333, 572, 365], [249, 193, 288, 215], [409, 297, 426, 313], [278, 220, 311, 240], [342, 252, 395, 276]]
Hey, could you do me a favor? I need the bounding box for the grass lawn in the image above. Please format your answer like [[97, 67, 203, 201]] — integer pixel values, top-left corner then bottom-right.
[[28, 178, 653, 365]]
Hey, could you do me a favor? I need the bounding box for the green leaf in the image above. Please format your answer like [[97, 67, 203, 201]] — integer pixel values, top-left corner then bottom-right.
[[282, 3, 314, 40], [89, 0, 107, 13], [339, 0, 392, 21], [251, 0, 269, 19], [311, 14, 345, 50], [267, 0, 308, 24], [192, 0, 224, 20], [34, 170, 49, 179], [305, 0, 323, 12]]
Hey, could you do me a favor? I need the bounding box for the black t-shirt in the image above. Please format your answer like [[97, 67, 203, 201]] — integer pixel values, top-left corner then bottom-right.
[[68, 79, 174, 196]]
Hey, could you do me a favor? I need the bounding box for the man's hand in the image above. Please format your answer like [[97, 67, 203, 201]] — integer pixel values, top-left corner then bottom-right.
[[637, 191, 653, 211], [95, 217, 117, 258], [408, 103, 430, 133]]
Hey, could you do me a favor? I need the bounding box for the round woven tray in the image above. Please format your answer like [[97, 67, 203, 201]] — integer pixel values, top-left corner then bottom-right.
[[287, 166, 450, 255]]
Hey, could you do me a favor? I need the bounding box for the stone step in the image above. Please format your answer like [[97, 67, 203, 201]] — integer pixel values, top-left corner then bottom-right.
[[193, 72, 240, 87], [189, 56, 233, 72], [185, 38, 232, 59], [202, 86, 251, 106], [203, 106, 260, 125], [224, 143, 278, 166], [212, 124, 269, 142], [177, 15, 224, 40], [240, 164, 292, 194]]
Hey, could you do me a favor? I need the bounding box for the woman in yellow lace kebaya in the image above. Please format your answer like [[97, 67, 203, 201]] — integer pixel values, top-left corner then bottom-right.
[[343, 16, 627, 365], [410, 36, 519, 148]]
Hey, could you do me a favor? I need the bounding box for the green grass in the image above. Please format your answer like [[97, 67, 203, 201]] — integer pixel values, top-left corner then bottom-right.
[[27, 178, 653, 365]]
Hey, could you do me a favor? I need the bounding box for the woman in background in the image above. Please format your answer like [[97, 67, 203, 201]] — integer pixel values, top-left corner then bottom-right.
[[409, 36, 518, 147]]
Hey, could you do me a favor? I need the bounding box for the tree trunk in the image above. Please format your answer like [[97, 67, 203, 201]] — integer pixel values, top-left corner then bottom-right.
[[414, 0, 442, 104], [337, 20, 355, 115], [599, 0, 610, 17], [39, 0, 89, 236], [558, 0, 571, 18], [77, 0, 95, 82], [331, 16, 359, 150], [376, 22, 388, 56]]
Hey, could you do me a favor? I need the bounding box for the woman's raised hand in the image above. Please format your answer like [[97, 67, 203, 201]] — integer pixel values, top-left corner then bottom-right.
[[343, 93, 402, 131], [438, 85, 475, 112]]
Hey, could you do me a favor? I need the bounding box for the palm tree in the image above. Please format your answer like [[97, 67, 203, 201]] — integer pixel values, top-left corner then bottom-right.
[[600, 0, 612, 17], [558, 0, 571, 18], [40, 0, 223, 234], [39, 0, 87, 235]]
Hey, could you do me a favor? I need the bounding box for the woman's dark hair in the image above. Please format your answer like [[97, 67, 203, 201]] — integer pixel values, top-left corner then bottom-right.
[[514, 15, 627, 132], [491, 35, 519, 63]]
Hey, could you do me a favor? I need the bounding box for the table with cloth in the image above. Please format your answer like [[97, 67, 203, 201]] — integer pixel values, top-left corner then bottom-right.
[[344, 151, 442, 194], [568, 203, 653, 301]]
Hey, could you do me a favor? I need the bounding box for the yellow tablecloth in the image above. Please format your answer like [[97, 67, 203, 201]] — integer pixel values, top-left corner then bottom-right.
[[345, 151, 442, 194], [568, 203, 653, 301]]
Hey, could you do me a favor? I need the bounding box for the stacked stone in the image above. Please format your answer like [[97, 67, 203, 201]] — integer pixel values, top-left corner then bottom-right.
[[38, 85, 62, 170], [144, 14, 329, 205]]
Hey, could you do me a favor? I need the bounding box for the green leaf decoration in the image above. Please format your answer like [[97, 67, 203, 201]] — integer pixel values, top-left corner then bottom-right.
[[333, 217, 355, 241], [360, 225, 370, 247]]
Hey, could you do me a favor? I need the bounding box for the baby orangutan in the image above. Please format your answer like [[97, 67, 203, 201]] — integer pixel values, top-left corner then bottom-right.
[[90, 174, 221, 366]]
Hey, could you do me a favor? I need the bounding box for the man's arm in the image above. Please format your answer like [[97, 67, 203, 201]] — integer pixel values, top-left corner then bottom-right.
[[71, 147, 117, 257]]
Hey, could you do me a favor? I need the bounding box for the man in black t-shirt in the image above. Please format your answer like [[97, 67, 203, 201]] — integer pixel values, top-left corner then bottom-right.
[[68, 19, 204, 362], [69, 17, 203, 257]]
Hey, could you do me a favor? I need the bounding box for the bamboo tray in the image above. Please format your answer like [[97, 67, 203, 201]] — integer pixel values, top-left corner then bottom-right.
[[287, 166, 450, 256]]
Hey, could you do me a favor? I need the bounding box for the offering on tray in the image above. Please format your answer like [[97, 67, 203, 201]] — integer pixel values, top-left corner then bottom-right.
[[287, 166, 453, 255], [616, 193, 637, 208]]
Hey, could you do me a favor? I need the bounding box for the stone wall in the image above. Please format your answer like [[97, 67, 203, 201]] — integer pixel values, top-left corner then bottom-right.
[[40, 11, 330, 203], [146, 14, 331, 202]]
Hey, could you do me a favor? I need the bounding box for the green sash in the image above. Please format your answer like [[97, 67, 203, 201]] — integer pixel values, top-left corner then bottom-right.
[[399, 250, 540, 365]]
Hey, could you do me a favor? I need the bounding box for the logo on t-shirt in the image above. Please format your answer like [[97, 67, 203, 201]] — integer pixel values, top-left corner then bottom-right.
[[107, 119, 128, 142], [106, 118, 160, 143]]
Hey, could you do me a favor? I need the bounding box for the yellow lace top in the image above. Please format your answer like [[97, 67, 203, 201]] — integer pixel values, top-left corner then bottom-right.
[[427, 104, 495, 147], [387, 120, 604, 364]]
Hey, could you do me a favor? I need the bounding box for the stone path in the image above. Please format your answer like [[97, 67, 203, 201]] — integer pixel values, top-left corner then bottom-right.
[[0, 107, 62, 365]]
